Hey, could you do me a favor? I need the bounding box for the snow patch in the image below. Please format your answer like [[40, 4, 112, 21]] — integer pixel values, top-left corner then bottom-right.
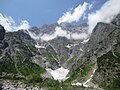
[[46, 67, 69, 81], [66, 45, 71, 48], [35, 45, 45, 49], [66, 44, 79, 49], [72, 82, 82, 86], [81, 38, 89, 44], [80, 48, 83, 52]]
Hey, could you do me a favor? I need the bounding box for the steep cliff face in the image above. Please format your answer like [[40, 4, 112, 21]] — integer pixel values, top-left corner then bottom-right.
[[68, 14, 120, 90], [92, 15, 120, 90], [0, 25, 8, 49], [0, 25, 5, 41], [26, 23, 87, 69], [111, 14, 120, 26], [0, 26, 45, 83]]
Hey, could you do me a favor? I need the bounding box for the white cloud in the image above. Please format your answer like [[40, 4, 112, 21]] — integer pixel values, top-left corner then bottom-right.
[[87, 0, 120, 34], [71, 33, 88, 40], [0, 13, 30, 31], [57, 2, 89, 24], [25, 29, 40, 40], [0, 13, 15, 31], [40, 27, 70, 41], [40, 2, 91, 41], [54, 27, 70, 38], [40, 34, 56, 41], [17, 20, 30, 30], [39, 27, 88, 41]]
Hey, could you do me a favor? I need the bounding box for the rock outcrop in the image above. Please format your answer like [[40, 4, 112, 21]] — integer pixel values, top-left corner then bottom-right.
[[0, 28, 46, 84], [111, 14, 120, 26], [0, 25, 5, 41], [0, 25, 8, 53], [69, 14, 120, 90], [92, 15, 120, 89]]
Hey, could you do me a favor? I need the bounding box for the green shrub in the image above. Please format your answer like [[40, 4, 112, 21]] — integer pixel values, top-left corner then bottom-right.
[[26, 73, 43, 83]]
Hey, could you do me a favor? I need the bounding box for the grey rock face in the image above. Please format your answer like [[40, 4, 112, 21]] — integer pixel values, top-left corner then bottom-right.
[[29, 23, 88, 35], [0, 25, 8, 50], [71, 14, 120, 89], [0, 27, 46, 83], [111, 14, 120, 26], [0, 25, 5, 41], [27, 23, 87, 69], [1, 80, 41, 90]]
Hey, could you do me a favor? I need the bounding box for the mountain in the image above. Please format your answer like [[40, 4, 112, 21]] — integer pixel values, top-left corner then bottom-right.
[[25, 23, 88, 70], [0, 26, 46, 83], [30, 23, 88, 35], [68, 14, 120, 90], [0, 23, 88, 89], [0, 14, 120, 90]]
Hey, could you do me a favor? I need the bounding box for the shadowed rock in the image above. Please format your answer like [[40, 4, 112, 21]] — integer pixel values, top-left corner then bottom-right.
[[0, 25, 5, 41]]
